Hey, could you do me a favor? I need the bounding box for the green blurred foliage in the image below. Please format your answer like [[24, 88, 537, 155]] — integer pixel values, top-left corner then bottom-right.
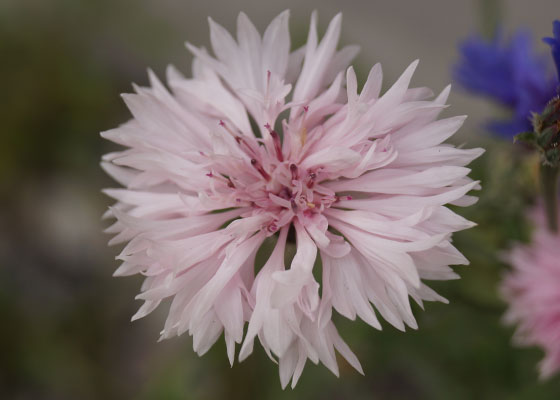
[[1, 1, 560, 399]]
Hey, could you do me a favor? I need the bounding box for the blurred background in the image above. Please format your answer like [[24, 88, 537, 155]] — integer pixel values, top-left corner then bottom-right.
[[1, 0, 560, 398]]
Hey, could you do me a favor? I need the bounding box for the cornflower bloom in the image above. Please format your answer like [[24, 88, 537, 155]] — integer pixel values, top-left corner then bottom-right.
[[102, 11, 482, 388], [454, 22, 559, 138], [502, 204, 560, 379]]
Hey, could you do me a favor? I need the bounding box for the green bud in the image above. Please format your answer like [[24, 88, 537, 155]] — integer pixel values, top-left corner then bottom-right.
[[527, 96, 560, 167]]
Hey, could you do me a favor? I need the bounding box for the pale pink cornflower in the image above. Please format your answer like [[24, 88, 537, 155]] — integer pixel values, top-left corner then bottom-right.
[[501, 205, 560, 379], [102, 11, 483, 388]]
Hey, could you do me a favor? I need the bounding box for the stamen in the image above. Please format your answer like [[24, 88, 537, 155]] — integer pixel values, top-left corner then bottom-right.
[[221, 120, 259, 157], [290, 198, 298, 213], [251, 158, 271, 181], [307, 171, 317, 188], [266, 124, 284, 161], [290, 164, 298, 180], [205, 171, 235, 189], [239, 137, 258, 156], [219, 120, 237, 138]]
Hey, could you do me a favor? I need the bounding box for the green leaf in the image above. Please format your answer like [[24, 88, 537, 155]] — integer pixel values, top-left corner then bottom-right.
[[513, 131, 537, 146]]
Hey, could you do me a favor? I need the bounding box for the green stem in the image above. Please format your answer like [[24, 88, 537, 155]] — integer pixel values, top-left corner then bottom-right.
[[540, 163, 559, 233], [477, 0, 502, 38]]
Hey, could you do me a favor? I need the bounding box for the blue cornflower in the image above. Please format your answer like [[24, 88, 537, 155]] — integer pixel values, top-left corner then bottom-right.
[[454, 22, 559, 138]]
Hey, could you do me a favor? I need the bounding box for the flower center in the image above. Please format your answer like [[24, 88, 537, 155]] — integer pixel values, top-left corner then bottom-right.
[[205, 119, 351, 235], [246, 161, 338, 234]]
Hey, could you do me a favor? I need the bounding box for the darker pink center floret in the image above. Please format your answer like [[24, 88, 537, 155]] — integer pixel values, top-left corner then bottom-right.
[[205, 119, 350, 235]]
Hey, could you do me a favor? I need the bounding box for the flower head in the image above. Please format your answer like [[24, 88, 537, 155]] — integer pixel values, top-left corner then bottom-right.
[[102, 11, 482, 388], [454, 28, 558, 138], [501, 204, 560, 379]]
